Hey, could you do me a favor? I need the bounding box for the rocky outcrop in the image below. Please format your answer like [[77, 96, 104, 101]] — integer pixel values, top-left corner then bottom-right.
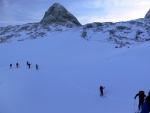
[[40, 3, 81, 27], [144, 9, 150, 27], [144, 9, 150, 19]]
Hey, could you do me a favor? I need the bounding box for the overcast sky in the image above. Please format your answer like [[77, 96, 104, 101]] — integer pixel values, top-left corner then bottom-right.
[[0, 0, 150, 27]]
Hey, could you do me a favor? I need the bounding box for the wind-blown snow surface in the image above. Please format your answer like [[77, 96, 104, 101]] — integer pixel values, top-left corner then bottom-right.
[[0, 28, 150, 113]]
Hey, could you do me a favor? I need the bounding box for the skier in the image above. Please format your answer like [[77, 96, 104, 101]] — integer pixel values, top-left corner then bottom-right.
[[27, 61, 29, 66], [100, 86, 105, 96], [134, 90, 146, 111], [16, 62, 19, 68], [140, 91, 150, 113], [10, 64, 12, 68], [28, 63, 31, 69], [36, 64, 38, 70]]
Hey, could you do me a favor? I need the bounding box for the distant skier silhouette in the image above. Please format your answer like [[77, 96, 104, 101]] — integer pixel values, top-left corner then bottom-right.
[[28, 63, 31, 69], [16, 62, 19, 68], [36, 64, 38, 70], [27, 61, 29, 66], [100, 86, 105, 96], [10, 64, 12, 68]]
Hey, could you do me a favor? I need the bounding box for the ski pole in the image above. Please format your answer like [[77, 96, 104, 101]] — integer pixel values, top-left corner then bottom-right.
[[134, 99, 136, 112]]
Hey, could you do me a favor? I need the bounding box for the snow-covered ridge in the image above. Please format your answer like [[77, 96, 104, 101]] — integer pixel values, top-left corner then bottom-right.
[[81, 18, 150, 48], [0, 3, 150, 48]]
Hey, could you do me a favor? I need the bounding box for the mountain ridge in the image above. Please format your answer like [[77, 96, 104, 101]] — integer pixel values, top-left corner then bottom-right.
[[0, 3, 150, 48]]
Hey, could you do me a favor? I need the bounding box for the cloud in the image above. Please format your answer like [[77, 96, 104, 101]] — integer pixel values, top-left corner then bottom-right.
[[77, 0, 150, 24], [90, 0, 149, 8]]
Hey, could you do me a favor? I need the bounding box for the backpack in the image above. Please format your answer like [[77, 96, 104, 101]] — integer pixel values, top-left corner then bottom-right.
[[139, 91, 145, 97], [100, 86, 103, 90]]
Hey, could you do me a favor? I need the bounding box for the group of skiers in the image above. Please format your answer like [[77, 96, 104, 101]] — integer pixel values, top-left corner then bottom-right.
[[10, 61, 39, 70], [99, 86, 150, 113]]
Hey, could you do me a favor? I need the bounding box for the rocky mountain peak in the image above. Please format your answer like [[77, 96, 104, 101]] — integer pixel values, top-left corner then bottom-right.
[[40, 3, 81, 27], [144, 9, 150, 19]]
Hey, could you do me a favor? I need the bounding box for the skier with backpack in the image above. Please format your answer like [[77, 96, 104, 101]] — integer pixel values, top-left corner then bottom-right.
[[100, 86, 105, 96], [140, 91, 150, 113], [134, 90, 146, 111]]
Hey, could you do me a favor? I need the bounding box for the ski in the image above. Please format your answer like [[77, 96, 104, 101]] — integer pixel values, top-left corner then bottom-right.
[[100, 95, 106, 98]]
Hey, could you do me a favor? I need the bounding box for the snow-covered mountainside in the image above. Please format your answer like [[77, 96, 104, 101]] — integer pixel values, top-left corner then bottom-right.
[[1, 3, 150, 113], [0, 22, 150, 113], [0, 3, 150, 48], [82, 18, 150, 48]]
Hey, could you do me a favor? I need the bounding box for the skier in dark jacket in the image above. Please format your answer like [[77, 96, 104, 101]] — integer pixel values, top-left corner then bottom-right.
[[135, 91, 146, 110], [140, 92, 150, 113], [27, 61, 29, 66], [16, 62, 19, 68], [100, 86, 105, 96], [28, 63, 31, 69], [36, 64, 38, 70], [10, 64, 12, 68]]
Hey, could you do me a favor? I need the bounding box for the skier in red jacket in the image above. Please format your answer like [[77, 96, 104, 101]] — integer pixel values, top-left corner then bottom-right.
[[134, 91, 146, 110]]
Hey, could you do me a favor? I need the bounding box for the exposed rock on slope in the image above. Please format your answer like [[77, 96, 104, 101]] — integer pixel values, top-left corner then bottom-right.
[[40, 3, 81, 27], [80, 9, 150, 47]]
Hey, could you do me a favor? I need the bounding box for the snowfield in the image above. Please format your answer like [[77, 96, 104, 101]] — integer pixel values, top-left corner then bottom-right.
[[0, 28, 150, 113]]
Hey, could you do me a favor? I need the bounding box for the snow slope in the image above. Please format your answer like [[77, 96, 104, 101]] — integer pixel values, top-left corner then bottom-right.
[[0, 28, 150, 113]]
